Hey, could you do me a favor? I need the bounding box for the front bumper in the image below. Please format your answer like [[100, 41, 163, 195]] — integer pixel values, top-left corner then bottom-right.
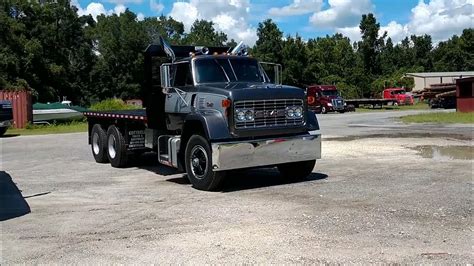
[[211, 132, 321, 171], [0, 120, 12, 127]]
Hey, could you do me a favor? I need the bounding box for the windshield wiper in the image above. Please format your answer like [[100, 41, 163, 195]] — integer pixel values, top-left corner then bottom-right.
[[214, 59, 230, 83]]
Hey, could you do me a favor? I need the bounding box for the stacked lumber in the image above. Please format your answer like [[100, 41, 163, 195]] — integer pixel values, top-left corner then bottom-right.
[[420, 83, 456, 99]]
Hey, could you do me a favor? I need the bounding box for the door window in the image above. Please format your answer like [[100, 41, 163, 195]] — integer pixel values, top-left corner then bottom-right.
[[172, 62, 193, 87]]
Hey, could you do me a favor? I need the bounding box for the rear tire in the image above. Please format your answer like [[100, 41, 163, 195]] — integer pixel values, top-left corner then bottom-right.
[[278, 160, 316, 181], [106, 125, 128, 168], [91, 124, 108, 163], [0, 127, 7, 137], [185, 135, 225, 191]]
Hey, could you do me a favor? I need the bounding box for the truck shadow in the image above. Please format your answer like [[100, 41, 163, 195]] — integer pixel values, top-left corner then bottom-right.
[[134, 153, 328, 192], [0, 171, 31, 221], [220, 169, 328, 192], [166, 169, 328, 192]]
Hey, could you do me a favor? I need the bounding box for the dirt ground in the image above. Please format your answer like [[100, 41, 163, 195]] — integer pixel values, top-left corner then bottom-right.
[[1, 120, 472, 264]]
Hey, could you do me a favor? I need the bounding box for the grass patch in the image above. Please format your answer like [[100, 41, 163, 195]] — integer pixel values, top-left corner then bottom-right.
[[400, 111, 474, 124], [7, 121, 87, 136], [356, 102, 429, 112]]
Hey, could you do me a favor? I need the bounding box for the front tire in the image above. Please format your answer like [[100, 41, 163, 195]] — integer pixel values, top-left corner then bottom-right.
[[91, 124, 108, 163], [321, 106, 327, 114], [185, 135, 225, 191], [278, 160, 316, 181], [106, 125, 128, 168], [0, 127, 7, 137]]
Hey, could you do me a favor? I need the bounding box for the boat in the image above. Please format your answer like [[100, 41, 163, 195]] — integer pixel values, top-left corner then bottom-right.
[[33, 101, 87, 123]]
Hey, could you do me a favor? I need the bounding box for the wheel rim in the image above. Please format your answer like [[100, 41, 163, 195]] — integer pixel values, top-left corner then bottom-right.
[[108, 134, 117, 159], [92, 132, 100, 155], [190, 145, 208, 179], [322, 107, 326, 113]]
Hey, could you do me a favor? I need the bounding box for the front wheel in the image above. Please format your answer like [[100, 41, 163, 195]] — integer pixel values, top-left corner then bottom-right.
[[0, 127, 7, 137], [321, 106, 327, 114], [278, 160, 316, 181], [185, 135, 225, 191]]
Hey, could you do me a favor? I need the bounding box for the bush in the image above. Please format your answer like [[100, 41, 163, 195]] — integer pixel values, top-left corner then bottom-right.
[[89, 99, 136, 111]]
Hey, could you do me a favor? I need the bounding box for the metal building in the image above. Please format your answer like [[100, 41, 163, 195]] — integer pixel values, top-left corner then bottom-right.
[[405, 71, 474, 92]]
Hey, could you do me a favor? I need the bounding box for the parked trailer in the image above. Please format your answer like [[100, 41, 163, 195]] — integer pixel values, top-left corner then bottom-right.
[[84, 38, 322, 191], [345, 98, 398, 108]]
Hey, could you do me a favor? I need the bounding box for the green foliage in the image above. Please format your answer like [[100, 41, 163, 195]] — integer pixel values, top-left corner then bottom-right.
[[89, 98, 136, 111], [183, 20, 227, 46], [0, 2, 472, 104], [253, 19, 283, 63]]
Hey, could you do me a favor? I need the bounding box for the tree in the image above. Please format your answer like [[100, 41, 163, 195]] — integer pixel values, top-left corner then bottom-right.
[[253, 19, 283, 63], [142, 15, 184, 45], [432, 28, 474, 71], [183, 20, 227, 46], [88, 10, 148, 101], [281, 34, 307, 86], [358, 13, 386, 75]]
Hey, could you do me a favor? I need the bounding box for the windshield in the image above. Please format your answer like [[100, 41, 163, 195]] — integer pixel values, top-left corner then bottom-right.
[[321, 90, 339, 96], [393, 90, 406, 95], [194, 58, 265, 83]]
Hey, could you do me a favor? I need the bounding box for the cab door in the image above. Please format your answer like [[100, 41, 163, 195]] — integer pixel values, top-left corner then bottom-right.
[[164, 61, 195, 131]]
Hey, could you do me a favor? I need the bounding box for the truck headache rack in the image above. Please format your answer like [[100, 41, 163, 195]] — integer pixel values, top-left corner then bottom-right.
[[144, 44, 230, 59]]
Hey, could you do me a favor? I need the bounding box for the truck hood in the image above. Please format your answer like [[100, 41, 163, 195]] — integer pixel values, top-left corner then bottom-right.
[[197, 82, 305, 101]]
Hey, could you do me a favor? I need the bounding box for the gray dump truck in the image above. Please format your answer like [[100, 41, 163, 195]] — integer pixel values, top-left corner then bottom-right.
[[84, 38, 321, 191]]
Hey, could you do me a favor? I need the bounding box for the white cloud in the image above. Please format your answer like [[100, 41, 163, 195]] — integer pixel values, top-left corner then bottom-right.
[[268, 0, 323, 16], [137, 12, 145, 21], [336, 0, 472, 44], [406, 0, 473, 42], [114, 4, 127, 14], [336, 26, 361, 42], [310, 0, 374, 29], [168, 0, 257, 45], [150, 0, 164, 13], [71, 1, 127, 21], [104, 0, 143, 4]]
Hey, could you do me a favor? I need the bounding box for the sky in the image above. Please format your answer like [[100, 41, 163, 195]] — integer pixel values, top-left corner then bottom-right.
[[72, 0, 474, 45]]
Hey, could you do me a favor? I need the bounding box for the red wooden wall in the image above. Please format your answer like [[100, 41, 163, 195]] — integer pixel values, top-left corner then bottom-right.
[[0, 90, 33, 128]]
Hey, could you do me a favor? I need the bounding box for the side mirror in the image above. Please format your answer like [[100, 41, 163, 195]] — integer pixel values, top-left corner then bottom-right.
[[160, 64, 171, 89], [273, 64, 282, 85], [260, 62, 282, 85]]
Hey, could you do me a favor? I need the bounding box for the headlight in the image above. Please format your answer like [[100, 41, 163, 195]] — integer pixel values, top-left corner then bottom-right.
[[236, 110, 246, 121], [235, 109, 254, 122], [327, 103, 333, 107], [245, 110, 254, 121], [294, 106, 303, 118], [286, 106, 303, 119]]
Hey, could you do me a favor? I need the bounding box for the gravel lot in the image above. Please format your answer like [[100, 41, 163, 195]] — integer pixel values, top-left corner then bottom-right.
[[1, 110, 472, 263]]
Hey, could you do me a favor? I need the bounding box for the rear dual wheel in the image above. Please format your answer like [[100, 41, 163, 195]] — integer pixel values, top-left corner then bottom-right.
[[106, 125, 128, 168], [91, 124, 108, 163], [90, 124, 128, 167]]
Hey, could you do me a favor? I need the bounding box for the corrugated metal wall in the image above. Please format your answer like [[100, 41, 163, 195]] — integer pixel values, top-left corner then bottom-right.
[[0, 90, 32, 128]]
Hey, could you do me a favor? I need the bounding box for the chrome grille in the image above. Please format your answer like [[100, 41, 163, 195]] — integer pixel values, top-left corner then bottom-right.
[[234, 99, 304, 129], [331, 98, 344, 109]]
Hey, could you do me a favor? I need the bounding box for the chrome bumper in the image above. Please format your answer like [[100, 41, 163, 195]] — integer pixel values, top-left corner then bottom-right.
[[211, 131, 321, 171], [0, 120, 12, 127]]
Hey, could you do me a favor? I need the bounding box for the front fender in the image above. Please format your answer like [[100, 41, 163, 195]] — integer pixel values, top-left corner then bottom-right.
[[306, 110, 320, 131], [184, 110, 231, 140]]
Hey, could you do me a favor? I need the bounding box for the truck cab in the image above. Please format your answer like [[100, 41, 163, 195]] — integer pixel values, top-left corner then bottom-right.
[[85, 40, 322, 191], [306, 85, 346, 114], [383, 88, 414, 105]]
